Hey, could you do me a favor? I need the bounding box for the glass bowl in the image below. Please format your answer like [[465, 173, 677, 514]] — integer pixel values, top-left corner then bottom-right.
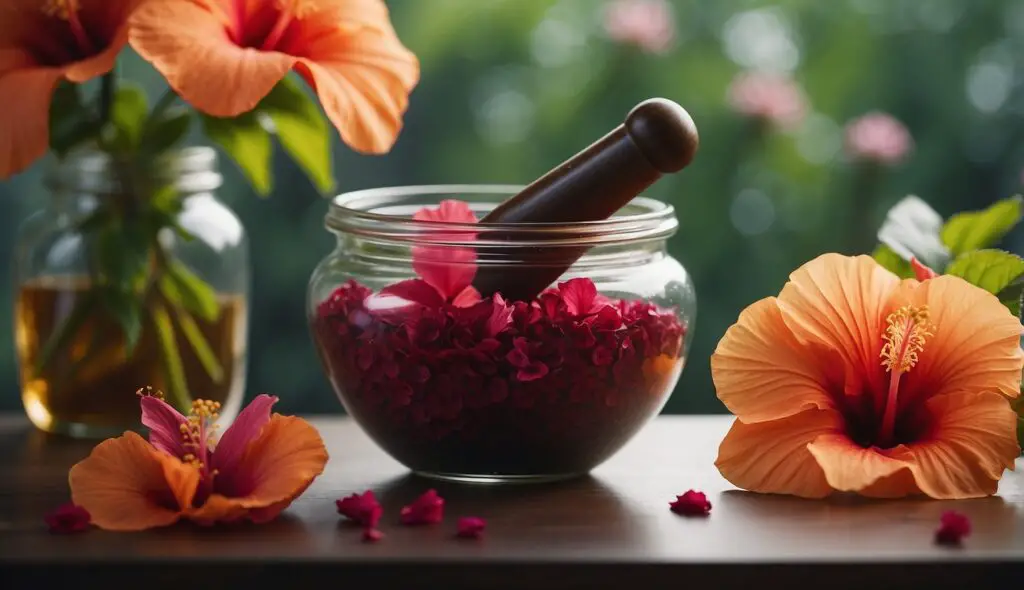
[[308, 185, 695, 482]]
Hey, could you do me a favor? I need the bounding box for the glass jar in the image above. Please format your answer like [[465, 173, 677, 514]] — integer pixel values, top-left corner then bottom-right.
[[13, 147, 249, 438], [308, 185, 695, 482]]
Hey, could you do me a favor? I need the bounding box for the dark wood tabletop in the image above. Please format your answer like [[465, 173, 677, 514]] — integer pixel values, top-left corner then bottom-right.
[[0, 414, 1021, 589]]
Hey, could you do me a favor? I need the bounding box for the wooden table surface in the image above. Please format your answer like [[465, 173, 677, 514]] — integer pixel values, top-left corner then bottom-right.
[[0, 414, 1021, 589]]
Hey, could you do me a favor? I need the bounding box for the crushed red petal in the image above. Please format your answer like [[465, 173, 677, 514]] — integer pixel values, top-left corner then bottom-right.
[[45, 502, 91, 534], [336, 490, 383, 528], [312, 273, 685, 468], [400, 489, 445, 525], [670, 490, 712, 517], [362, 528, 384, 543], [456, 516, 486, 539], [935, 511, 971, 546]]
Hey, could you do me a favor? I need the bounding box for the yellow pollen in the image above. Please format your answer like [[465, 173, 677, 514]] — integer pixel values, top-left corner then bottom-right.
[[41, 0, 78, 19], [136, 386, 166, 401], [880, 305, 934, 374]]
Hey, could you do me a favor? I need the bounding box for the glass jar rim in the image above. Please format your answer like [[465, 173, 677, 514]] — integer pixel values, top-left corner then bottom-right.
[[325, 184, 678, 247], [45, 146, 223, 195]]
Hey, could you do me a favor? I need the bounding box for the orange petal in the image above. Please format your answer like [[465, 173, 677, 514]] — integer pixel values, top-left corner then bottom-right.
[[712, 297, 838, 422], [715, 409, 841, 499], [187, 494, 251, 525], [890, 390, 1019, 499], [897, 275, 1023, 402], [69, 432, 199, 531], [187, 415, 327, 524], [776, 254, 901, 397], [129, 0, 296, 117], [294, 7, 419, 153], [62, 0, 141, 82], [806, 434, 912, 495], [0, 68, 63, 179]]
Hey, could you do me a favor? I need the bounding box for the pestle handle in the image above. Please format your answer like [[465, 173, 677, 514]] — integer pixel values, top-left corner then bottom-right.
[[473, 98, 699, 301]]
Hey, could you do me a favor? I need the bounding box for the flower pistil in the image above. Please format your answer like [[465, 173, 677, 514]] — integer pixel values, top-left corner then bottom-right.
[[42, 0, 94, 54], [878, 304, 934, 447]]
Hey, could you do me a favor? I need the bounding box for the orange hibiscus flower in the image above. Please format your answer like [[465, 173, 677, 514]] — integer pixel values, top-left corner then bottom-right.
[[713, 254, 1022, 499], [128, 0, 419, 154], [69, 390, 328, 530], [0, 0, 143, 178]]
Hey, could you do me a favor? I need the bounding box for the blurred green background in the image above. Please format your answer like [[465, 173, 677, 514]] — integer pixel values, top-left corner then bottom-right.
[[2, 0, 1023, 415]]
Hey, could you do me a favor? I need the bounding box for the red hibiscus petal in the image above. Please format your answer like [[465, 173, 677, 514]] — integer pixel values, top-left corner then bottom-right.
[[413, 246, 477, 301], [935, 511, 971, 546], [362, 528, 384, 543], [336, 490, 384, 528], [669, 490, 712, 517], [138, 392, 188, 458], [45, 503, 91, 534], [456, 516, 486, 539], [558, 278, 599, 316], [414, 200, 478, 224], [400, 489, 445, 525], [381, 279, 446, 308], [411, 200, 480, 300], [452, 286, 483, 308]]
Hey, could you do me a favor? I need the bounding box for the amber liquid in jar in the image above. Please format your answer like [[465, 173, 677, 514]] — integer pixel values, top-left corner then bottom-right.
[[16, 277, 247, 436]]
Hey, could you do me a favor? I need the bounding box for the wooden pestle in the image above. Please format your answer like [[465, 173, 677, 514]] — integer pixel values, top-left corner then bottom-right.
[[472, 98, 699, 302]]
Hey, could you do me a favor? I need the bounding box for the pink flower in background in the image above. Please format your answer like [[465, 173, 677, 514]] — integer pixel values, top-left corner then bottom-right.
[[727, 72, 807, 129], [844, 112, 913, 165], [603, 0, 676, 54]]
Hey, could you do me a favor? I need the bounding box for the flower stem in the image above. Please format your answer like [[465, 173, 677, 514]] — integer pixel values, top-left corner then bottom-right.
[[99, 72, 116, 126]]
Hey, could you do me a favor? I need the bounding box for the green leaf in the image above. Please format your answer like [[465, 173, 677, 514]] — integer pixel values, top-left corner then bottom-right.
[[940, 196, 1024, 257], [104, 84, 149, 152], [259, 77, 336, 194], [49, 82, 101, 156], [945, 249, 1024, 316], [33, 291, 98, 376], [150, 302, 191, 412], [161, 261, 220, 322], [98, 289, 143, 353], [96, 224, 151, 289], [140, 107, 192, 156], [871, 244, 914, 279], [166, 303, 225, 384], [201, 112, 273, 195]]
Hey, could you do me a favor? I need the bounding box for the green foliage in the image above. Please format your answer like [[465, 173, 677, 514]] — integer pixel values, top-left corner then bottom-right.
[[160, 261, 220, 323], [104, 84, 149, 152], [49, 83, 101, 156], [940, 196, 1023, 257], [945, 250, 1024, 316], [259, 77, 336, 194], [202, 112, 273, 195], [149, 301, 190, 412], [875, 195, 1024, 316], [140, 107, 192, 156], [871, 244, 914, 279]]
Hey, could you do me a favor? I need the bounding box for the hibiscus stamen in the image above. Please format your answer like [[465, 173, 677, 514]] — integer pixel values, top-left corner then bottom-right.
[[878, 305, 934, 447], [180, 399, 222, 474], [41, 0, 95, 55], [262, 0, 313, 51]]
